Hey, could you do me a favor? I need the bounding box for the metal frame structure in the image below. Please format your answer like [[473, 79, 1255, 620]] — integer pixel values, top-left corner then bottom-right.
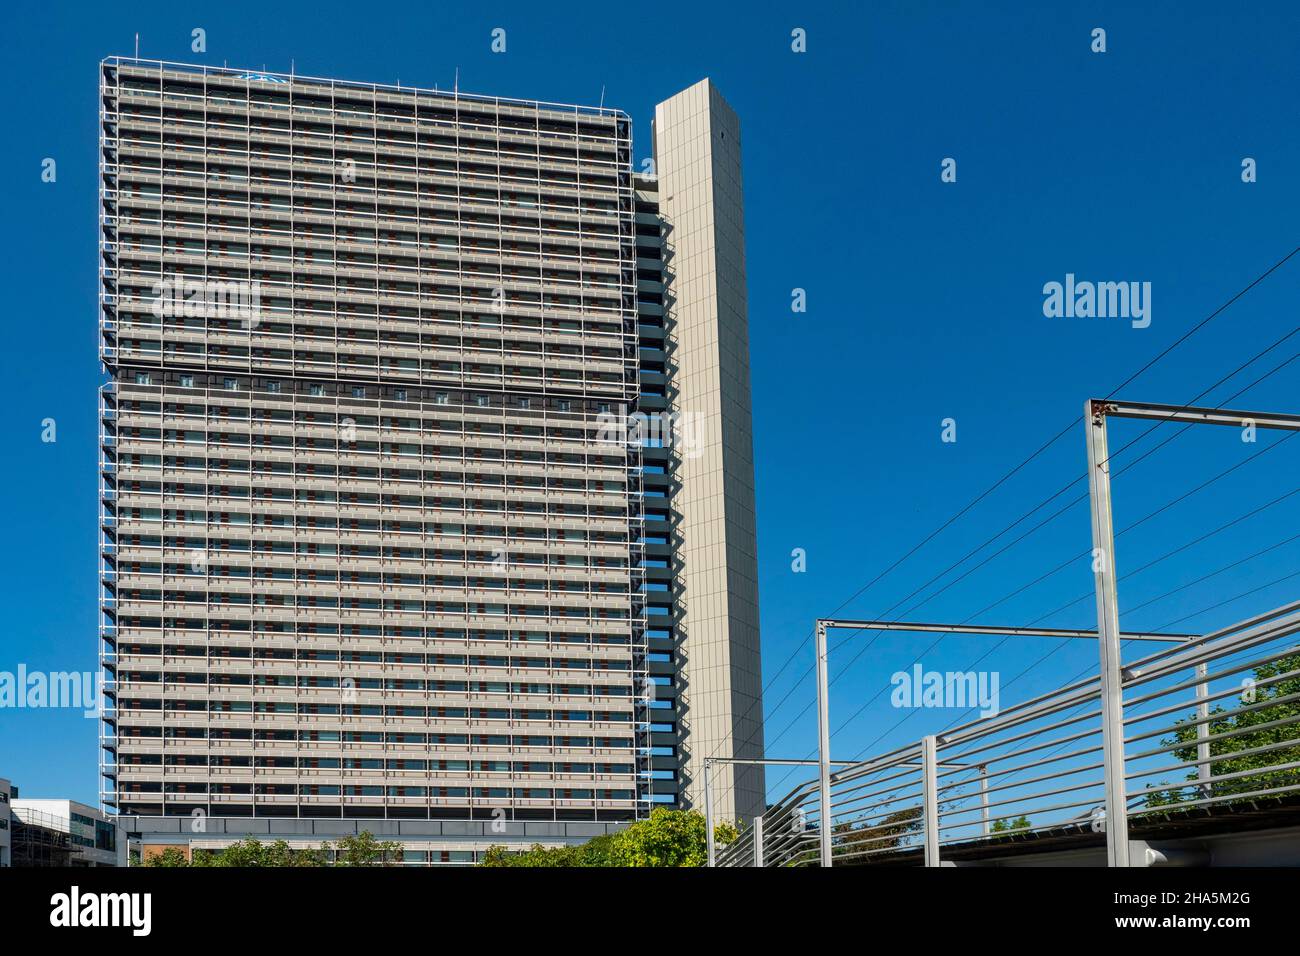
[[701, 756, 855, 866], [720, 598, 1300, 868], [722, 398, 1300, 869], [811, 618, 1193, 866], [1085, 398, 1300, 865]]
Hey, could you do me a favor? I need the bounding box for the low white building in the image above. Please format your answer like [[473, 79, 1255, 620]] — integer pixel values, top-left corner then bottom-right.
[[10, 797, 123, 867]]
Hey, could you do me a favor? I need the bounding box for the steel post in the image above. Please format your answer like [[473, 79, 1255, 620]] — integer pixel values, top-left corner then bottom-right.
[[705, 758, 716, 867], [1196, 661, 1211, 790], [1085, 401, 1131, 867], [816, 620, 833, 867], [978, 764, 990, 836], [921, 734, 940, 867]]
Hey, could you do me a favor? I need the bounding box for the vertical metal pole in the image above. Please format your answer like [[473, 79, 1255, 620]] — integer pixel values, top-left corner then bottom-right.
[[753, 814, 764, 868], [978, 764, 990, 837], [921, 735, 940, 867], [815, 621, 833, 867], [704, 759, 716, 867], [1085, 401, 1131, 867], [1196, 661, 1211, 790]]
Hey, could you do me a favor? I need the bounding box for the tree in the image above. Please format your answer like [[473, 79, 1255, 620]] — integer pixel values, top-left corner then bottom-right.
[[608, 807, 711, 867], [142, 847, 190, 867], [205, 837, 274, 867], [832, 806, 922, 862], [479, 808, 737, 867], [480, 834, 616, 867], [139, 834, 352, 867], [333, 830, 402, 866], [990, 815, 1030, 833]]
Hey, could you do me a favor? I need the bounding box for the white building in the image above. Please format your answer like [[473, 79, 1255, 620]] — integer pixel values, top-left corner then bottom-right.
[[10, 797, 123, 867]]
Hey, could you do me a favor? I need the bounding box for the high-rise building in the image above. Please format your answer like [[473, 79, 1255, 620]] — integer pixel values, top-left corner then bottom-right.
[[98, 57, 762, 862]]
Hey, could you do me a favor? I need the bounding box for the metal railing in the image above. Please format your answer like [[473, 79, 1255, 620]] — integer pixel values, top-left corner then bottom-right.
[[718, 599, 1300, 867], [718, 398, 1300, 867]]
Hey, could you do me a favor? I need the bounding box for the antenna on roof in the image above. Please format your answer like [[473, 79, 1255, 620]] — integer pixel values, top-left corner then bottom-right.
[[599, 85, 606, 109], [454, 67, 459, 95], [291, 59, 295, 77], [134, 33, 139, 60]]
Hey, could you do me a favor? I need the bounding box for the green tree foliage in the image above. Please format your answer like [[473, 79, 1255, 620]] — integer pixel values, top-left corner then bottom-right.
[[140, 831, 390, 867], [481, 833, 617, 867], [831, 806, 922, 862], [332, 830, 402, 866], [193, 837, 323, 867], [479, 808, 738, 867], [1146, 654, 1300, 808], [143, 847, 190, 867], [989, 815, 1030, 833]]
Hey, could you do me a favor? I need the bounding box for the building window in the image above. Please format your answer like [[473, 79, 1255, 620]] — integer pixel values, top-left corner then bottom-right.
[[266, 381, 281, 393], [518, 397, 530, 409], [393, 388, 408, 401], [179, 374, 195, 388], [134, 372, 151, 385], [223, 378, 239, 391], [434, 392, 450, 405], [352, 386, 366, 399], [557, 400, 571, 413], [474, 395, 489, 407], [309, 384, 325, 397]]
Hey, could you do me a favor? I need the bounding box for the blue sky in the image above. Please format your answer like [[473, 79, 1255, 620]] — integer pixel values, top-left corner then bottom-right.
[[1, 1, 1297, 806]]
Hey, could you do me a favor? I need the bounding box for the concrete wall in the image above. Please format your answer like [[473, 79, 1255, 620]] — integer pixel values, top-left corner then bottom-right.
[[654, 80, 765, 822]]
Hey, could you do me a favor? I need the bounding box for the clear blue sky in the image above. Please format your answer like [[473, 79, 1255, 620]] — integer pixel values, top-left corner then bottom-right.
[[1, 1, 1297, 806]]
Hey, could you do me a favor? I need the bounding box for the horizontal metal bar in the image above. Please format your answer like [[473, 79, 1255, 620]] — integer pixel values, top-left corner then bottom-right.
[[1126, 599, 1300, 671], [703, 757, 857, 768], [818, 618, 1195, 642], [1127, 709, 1300, 765], [1123, 653, 1300, 717], [1095, 398, 1300, 432], [1124, 611, 1300, 686], [1128, 781, 1300, 816], [1124, 683, 1300, 749]]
